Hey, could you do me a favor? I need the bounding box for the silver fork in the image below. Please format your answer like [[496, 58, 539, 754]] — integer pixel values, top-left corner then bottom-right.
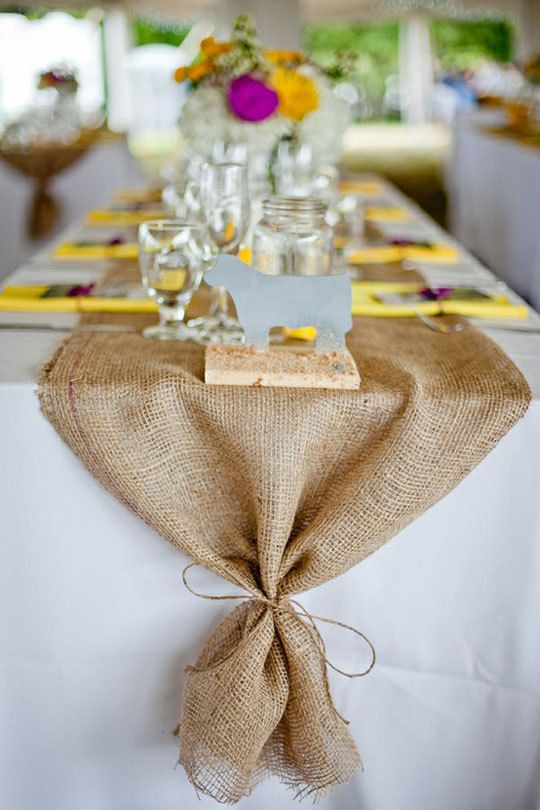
[[409, 307, 467, 334]]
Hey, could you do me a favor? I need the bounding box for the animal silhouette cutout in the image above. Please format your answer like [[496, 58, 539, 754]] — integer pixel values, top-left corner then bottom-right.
[[205, 255, 352, 352]]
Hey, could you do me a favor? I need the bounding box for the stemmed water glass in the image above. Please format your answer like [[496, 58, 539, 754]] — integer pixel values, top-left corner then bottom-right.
[[138, 220, 207, 340], [189, 162, 249, 344], [184, 180, 203, 223], [161, 183, 187, 218]]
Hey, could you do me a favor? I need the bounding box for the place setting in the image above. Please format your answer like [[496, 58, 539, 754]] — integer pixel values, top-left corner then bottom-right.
[[1, 6, 540, 810]]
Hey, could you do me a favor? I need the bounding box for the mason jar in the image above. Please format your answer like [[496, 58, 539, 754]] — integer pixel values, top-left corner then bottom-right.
[[252, 196, 334, 276]]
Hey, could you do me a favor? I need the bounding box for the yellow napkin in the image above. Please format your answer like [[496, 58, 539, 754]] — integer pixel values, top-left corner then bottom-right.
[[3, 278, 525, 322], [53, 242, 139, 260], [350, 282, 527, 319], [284, 282, 527, 338], [365, 207, 410, 223], [345, 244, 459, 265], [0, 285, 156, 314], [339, 180, 385, 196], [283, 326, 318, 341], [85, 209, 164, 227]]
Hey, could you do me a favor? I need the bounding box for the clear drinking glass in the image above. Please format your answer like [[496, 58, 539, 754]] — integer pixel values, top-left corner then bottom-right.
[[138, 220, 206, 340], [211, 139, 248, 165], [189, 162, 249, 344], [252, 197, 334, 276], [274, 141, 315, 196], [184, 180, 203, 223], [161, 183, 187, 218], [337, 193, 366, 246]]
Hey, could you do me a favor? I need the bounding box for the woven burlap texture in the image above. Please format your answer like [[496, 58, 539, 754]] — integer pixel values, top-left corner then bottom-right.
[[39, 316, 530, 803]]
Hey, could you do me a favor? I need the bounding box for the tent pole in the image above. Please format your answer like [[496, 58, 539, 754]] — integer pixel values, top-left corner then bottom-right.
[[398, 11, 434, 125], [103, 6, 132, 132]]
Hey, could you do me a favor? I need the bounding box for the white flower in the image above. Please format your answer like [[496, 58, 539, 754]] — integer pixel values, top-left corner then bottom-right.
[[227, 113, 289, 154], [179, 74, 350, 167], [179, 86, 228, 158], [296, 78, 350, 164], [180, 83, 289, 158]]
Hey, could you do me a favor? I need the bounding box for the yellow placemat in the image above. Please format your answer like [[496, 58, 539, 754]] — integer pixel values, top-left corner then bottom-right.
[[0, 284, 155, 313], [350, 282, 527, 319], [282, 283, 526, 336], [53, 242, 139, 260], [339, 180, 386, 196], [364, 207, 410, 223], [344, 244, 460, 265], [85, 209, 164, 227], [2, 277, 526, 322]]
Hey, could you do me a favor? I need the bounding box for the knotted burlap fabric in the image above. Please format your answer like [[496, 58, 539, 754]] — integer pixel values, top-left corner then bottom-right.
[[39, 317, 530, 803]]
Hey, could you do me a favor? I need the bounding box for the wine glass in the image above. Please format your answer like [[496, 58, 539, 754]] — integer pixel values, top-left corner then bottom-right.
[[335, 194, 366, 281], [138, 220, 207, 340], [184, 180, 203, 223], [274, 140, 314, 196], [189, 162, 249, 344], [161, 183, 187, 218]]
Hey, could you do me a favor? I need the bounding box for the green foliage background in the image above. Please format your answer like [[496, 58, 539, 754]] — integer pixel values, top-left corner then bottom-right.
[[431, 19, 513, 69], [304, 18, 515, 120], [133, 16, 190, 48], [304, 22, 399, 119]]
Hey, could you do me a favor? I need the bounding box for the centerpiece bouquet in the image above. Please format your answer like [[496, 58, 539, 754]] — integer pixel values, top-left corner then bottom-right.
[[174, 15, 351, 190], [2, 65, 83, 149], [38, 66, 79, 97]]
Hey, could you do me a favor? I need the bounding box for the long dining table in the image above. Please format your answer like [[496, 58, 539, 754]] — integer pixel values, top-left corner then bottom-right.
[[1, 176, 540, 810], [449, 107, 540, 312]]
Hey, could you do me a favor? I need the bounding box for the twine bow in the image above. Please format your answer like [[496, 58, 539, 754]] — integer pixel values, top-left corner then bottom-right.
[[182, 563, 376, 725]]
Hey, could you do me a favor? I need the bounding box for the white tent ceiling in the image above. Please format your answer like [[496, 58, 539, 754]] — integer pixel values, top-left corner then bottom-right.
[[0, 0, 526, 22], [1, 0, 537, 62]]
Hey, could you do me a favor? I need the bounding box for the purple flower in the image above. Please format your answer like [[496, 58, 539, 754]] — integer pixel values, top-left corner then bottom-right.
[[66, 283, 95, 297], [419, 286, 452, 301], [390, 238, 432, 248], [227, 75, 279, 122]]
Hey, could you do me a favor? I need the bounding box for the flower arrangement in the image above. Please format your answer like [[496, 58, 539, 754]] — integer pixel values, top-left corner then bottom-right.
[[38, 67, 79, 96], [174, 15, 350, 171]]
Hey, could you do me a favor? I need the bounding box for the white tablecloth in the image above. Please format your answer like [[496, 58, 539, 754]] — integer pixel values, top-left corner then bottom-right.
[[2, 180, 540, 810], [449, 108, 540, 311]]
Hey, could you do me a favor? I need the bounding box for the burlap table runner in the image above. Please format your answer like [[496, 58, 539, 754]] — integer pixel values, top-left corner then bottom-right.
[[39, 314, 530, 803]]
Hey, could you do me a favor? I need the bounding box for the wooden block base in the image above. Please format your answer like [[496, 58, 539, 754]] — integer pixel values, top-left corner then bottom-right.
[[205, 344, 360, 390]]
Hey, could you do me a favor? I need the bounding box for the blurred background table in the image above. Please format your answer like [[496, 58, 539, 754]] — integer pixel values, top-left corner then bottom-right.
[[0, 136, 142, 280], [449, 107, 540, 310]]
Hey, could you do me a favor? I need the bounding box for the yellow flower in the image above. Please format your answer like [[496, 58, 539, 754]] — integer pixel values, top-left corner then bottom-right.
[[174, 59, 215, 83], [271, 67, 319, 122], [187, 60, 214, 82], [266, 49, 305, 64], [174, 66, 189, 83], [201, 37, 232, 58]]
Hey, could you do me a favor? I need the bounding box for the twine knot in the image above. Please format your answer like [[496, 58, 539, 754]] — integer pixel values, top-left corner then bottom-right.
[[181, 563, 376, 725]]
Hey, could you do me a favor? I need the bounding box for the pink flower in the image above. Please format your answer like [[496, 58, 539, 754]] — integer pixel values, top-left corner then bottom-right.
[[227, 75, 279, 122]]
